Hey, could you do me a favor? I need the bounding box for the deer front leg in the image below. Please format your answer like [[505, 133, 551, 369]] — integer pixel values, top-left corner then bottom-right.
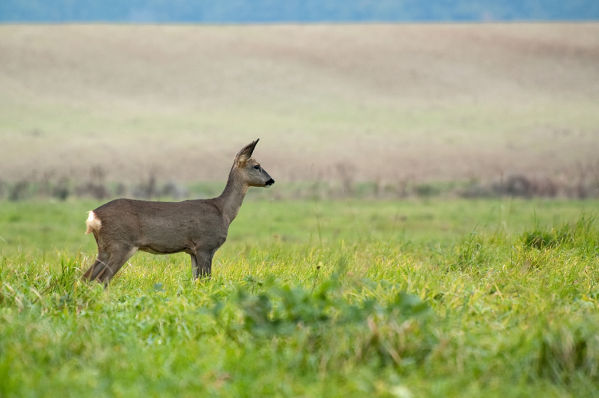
[[191, 250, 214, 279]]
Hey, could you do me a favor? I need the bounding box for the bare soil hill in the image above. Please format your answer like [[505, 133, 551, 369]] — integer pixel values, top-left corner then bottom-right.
[[1, 24, 598, 188]]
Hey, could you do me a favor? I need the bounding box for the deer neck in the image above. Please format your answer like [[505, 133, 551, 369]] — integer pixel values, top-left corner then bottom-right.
[[218, 168, 248, 225]]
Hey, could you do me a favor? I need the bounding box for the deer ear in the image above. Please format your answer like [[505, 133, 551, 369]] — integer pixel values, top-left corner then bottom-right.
[[235, 139, 259, 165]]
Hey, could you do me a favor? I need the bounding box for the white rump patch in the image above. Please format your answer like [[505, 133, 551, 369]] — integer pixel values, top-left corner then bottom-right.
[[85, 211, 102, 234]]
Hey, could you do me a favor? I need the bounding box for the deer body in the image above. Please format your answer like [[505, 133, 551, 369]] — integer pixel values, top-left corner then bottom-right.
[[83, 140, 274, 284]]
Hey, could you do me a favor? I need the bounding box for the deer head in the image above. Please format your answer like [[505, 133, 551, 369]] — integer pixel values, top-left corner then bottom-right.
[[233, 139, 275, 187]]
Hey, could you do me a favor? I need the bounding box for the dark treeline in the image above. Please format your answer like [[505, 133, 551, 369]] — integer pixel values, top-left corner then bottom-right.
[[1, 0, 598, 23], [2, 169, 598, 201]]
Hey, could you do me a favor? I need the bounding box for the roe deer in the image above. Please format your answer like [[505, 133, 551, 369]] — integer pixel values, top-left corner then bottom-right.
[[83, 139, 274, 285]]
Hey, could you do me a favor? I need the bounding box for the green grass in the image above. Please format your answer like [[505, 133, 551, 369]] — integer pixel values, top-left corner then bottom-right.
[[1, 199, 598, 397]]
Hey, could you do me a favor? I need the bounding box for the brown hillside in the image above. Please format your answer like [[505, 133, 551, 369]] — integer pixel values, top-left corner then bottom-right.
[[0, 24, 598, 185]]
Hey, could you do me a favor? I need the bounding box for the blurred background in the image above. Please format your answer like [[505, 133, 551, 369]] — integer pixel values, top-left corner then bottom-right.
[[1, 1, 598, 201]]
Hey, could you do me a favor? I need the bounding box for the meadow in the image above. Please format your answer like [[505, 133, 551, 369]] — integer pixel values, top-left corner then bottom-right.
[[1, 198, 598, 397], [1, 22, 598, 397]]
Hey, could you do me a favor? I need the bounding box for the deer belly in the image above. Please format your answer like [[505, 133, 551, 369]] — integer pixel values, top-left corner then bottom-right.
[[138, 244, 187, 255], [136, 225, 193, 254], [136, 217, 225, 254]]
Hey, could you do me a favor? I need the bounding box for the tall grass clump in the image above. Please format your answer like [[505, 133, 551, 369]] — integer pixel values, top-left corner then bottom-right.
[[536, 317, 599, 383], [520, 215, 598, 255]]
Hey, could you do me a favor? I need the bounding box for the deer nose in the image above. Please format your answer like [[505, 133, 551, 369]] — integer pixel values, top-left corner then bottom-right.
[[265, 178, 275, 186]]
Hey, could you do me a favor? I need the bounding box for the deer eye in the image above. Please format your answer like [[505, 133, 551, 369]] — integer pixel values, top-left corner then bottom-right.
[[253, 165, 260, 170]]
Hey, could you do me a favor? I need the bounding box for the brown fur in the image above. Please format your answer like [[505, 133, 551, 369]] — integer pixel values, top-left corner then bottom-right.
[[82, 140, 274, 285]]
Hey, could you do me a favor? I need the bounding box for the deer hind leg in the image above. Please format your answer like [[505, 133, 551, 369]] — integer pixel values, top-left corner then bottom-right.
[[84, 243, 137, 285], [97, 244, 137, 284], [83, 250, 110, 281]]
